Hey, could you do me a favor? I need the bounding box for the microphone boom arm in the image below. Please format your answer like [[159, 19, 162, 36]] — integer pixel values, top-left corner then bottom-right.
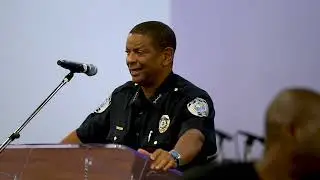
[[0, 72, 74, 155]]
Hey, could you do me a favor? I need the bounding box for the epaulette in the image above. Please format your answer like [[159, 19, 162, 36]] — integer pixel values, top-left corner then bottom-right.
[[112, 81, 138, 95], [174, 76, 209, 99]]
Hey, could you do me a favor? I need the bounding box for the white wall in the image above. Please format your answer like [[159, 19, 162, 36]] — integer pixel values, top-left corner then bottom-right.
[[0, 0, 170, 144], [172, 0, 320, 159]]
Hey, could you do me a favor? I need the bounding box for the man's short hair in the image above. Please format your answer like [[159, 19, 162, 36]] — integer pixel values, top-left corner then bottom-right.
[[264, 88, 320, 149], [130, 21, 176, 52]]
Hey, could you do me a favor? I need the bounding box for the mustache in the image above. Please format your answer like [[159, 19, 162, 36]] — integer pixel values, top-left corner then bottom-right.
[[127, 63, 143, 69]]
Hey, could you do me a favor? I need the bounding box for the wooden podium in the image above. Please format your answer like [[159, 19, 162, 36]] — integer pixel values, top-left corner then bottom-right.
[[0, 144, 182, 180]]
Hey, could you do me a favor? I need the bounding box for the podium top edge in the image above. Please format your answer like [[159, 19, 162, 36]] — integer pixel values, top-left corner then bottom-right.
[[4, 143, 184, 176], [5, 143, 130, 150]]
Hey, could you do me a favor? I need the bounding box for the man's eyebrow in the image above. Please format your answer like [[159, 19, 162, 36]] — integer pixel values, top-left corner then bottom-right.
[[126, 45, 147, 50]]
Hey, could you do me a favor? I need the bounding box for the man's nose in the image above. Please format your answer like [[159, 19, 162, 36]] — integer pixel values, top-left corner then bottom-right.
[[126, 52, 137, 64]]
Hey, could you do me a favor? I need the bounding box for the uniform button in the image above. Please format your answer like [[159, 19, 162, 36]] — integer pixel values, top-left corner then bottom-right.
[[113, 136, 117, 141], [153, 141, 158, 145], [139, 112, 143, 115], [136, 132, 139, 136]]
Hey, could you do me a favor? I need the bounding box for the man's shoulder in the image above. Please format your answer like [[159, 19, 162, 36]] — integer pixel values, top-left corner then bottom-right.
[[174, 74, 212, 100], [112, 81, 137, 95]]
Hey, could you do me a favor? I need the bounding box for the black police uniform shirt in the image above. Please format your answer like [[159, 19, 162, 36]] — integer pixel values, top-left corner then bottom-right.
[[76, 72, 217, 168]]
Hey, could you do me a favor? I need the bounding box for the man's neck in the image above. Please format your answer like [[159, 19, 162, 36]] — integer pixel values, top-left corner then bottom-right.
[[141, 86, 157, 99], [141, 71, 171, 99], [255, 146, 294, 180]]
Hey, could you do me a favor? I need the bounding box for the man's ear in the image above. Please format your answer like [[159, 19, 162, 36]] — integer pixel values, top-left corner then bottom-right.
[[161, 47, 174, 66], [287, 123, 300, 144]]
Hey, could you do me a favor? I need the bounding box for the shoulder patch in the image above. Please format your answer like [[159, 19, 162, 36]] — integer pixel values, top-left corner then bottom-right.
[[187, 97, 209, 117], [94, 95, 111, 113]]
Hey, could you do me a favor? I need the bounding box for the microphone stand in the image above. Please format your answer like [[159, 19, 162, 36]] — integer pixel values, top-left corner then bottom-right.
[[237, 131, 265, 162], [215, 130, 233, 162], [0, 72, 74, 155], [243, 136, 255, 162]]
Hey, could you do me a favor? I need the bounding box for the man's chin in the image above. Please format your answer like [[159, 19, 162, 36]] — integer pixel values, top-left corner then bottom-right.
[[131, 76, 151, 87], [131, 76, 143, 84]]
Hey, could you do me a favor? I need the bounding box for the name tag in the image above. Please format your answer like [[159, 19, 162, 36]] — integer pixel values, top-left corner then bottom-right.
[[116, 126, 124, 131]]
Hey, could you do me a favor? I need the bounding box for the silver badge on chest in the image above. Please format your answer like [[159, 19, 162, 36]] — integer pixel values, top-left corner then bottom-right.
[[159, 115, 170, 133]]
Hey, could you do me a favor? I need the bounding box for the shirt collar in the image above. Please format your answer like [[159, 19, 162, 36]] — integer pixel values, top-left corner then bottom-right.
[[129, 72, 177, 107]]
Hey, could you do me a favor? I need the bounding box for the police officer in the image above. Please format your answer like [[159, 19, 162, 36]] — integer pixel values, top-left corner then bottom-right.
[[62, 21, 217, 171]]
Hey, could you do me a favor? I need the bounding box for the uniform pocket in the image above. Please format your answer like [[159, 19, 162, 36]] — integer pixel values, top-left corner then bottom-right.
[[106, 128, 125, 144]]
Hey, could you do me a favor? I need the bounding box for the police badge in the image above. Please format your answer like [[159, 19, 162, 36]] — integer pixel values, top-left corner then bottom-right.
[[94, 95, 111, 113], [159, 115, 170, 133], [187, 97, 209, 117]]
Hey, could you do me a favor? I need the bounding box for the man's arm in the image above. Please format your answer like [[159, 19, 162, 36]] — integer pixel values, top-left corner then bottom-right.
[[61, 95, 112, 144], [61, 130, 81, 144], [141, 129, 204, 171], [173, 129, 205, 165]]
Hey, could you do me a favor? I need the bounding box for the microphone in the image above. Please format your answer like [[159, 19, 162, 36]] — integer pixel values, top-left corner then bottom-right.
[[237, 131, 265, 144], [216, 130, 233, 141], [57, 60, 98, 76]]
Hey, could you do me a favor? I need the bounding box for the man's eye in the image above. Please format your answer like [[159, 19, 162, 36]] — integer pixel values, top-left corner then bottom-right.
[[134, 50, 146, 56]]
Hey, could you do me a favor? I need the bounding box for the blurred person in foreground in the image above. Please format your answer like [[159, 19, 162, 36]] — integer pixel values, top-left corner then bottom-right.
[[185, 88, 320, 180]]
